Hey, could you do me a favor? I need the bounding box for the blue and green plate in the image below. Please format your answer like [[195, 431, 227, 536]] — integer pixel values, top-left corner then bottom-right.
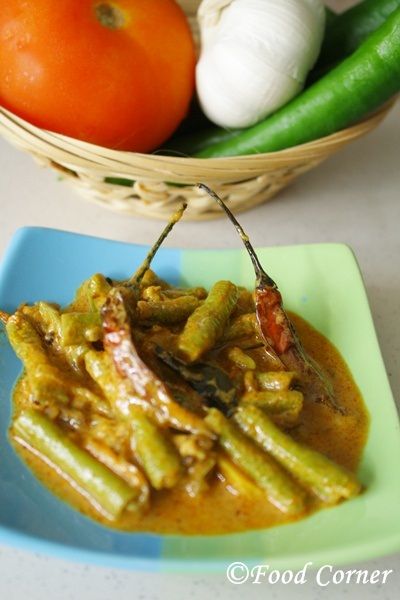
[[0, 227, 399, 572]]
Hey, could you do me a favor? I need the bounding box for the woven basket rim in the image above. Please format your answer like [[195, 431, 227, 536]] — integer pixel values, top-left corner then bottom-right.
[[0, 100, 395, 170], [0, 0, 396, 220]]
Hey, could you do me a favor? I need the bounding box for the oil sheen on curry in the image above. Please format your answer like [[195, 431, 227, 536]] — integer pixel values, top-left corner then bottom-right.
[[4, 266, 368, 535]]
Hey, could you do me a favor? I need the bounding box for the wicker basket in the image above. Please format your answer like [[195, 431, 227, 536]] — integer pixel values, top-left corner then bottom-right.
[[0, 0, 395, 221]]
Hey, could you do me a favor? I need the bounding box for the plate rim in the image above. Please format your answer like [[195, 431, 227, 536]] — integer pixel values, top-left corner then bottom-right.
[[1, 226, 399, 572]]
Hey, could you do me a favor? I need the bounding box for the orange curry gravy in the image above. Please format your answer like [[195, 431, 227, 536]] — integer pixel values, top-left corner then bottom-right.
[[11, 313, 369, 535]]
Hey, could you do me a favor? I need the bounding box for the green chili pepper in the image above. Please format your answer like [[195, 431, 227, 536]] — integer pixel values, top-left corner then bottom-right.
[[316, 0, 400, 71], [173, 9, 400, 157]]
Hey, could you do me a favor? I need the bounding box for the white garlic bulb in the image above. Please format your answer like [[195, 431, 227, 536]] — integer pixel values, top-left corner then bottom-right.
[[196, 0, 326, 128]]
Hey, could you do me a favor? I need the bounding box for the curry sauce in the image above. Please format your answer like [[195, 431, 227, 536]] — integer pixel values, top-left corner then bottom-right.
[[11, 313, 368, 535]]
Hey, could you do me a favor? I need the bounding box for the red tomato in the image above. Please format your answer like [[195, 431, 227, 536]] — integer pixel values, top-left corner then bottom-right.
[[0, 0, 196, 151]]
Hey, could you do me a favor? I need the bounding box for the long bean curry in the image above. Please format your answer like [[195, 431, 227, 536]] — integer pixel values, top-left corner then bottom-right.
[[2, 189, 368, 534]]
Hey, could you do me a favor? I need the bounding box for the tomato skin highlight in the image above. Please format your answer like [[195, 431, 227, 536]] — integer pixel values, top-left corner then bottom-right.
[[0, 0, 196, 151]]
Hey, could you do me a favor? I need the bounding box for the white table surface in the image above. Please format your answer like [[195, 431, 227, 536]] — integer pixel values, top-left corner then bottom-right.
[[0, 32, 399, 600]]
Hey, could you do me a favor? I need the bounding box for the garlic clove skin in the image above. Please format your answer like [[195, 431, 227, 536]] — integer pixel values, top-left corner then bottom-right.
[[197, 39, 302, 129], [196, 0, 326, 129]]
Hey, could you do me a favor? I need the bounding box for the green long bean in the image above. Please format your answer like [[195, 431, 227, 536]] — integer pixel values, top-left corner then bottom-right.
[[217, 453, 263, 498], [235, 405, 361, 504], [37, 302, 88, 368], [241, 390, 303, 414], [130, 407, 182, 490], [71, 273, 112, 312], [83, 437, 149, 509], [85, 350, 210, 435], [178, 281, 239, 362], [137, 296, 200, 324], [228, 347, 256, 370], [255, 371, 297, 391], [61, 312, 102, 345], [240, 389, 303, 428], [205, 408, 305, 515], [6, 313, 70, 405], [142, 286, 207, 302], [12, 409, 141, 519], [84, 350, 140, 418], [7, 312, 53, 369], [222, 313, 258, 342], [162, 287, 207, 300]]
